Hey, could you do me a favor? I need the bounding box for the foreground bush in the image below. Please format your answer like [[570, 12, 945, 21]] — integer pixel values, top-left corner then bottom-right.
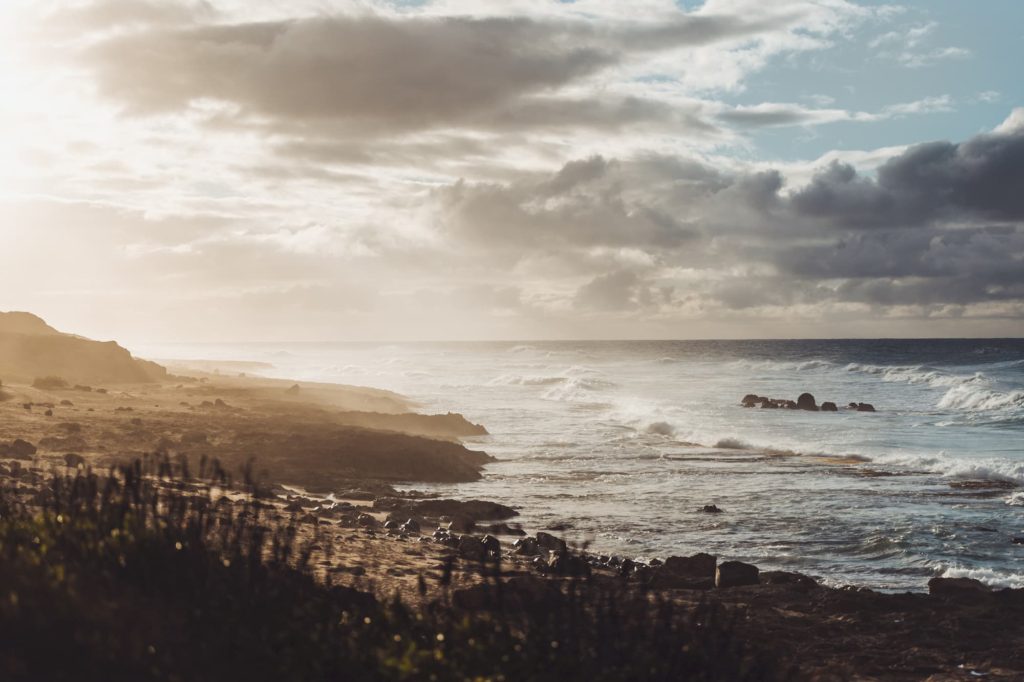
[[0, 458, 788, 681]]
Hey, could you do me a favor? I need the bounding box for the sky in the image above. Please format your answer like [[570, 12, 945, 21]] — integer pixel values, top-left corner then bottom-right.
[[0, 0, 1022, 343]]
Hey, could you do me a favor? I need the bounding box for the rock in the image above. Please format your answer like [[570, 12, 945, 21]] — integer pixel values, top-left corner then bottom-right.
[[663, 553, 717, 579], [4, 439, 37, 460], [796, 393, 818, 411], [284, 501, 304, 512], [741, 394, 761, 406], [856, 403, 876, 412], [701, 504, 724, 514], [820, 401, 838, 412], [457, 535, 486, 561], [356, 513, 379, 528], [848, 402, 858, 409], [44, 409, 53, 417], [1013, 537, 1024, 545], [447, 516, 476, 533], [60, 399, 73, 406], [513, 537, 540, 556], [286, 384, 301, 395], [535, 531, 568, 553], [401, 518, 421, 534], [716, 561, 760, 588], [63, 453, 86, 468], [383, 520, 400, 531], [760, 401, 779, 409], [928, 577, 991, 598], [480, 534, 501, 557], [549, 551, 591, 577], [760, 570, 818, 587]]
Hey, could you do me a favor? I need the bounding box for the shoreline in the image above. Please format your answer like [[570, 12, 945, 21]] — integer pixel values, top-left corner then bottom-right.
[[3, 367, 1024, 677]]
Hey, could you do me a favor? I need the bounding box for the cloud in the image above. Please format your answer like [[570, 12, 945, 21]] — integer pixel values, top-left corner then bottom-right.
[[868, 21, 971, 68]]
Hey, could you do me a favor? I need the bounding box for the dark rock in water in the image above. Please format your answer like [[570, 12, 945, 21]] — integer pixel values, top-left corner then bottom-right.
[[796, 393, 818, 411], [848, 402, 858, 409], [63, 452, 85, 468], [856, 402, 876, 412], [928, 577, 991, 598], [701, 504, 724, 514], [783, 400, 798, 409], [760, 401, 779, 409], [760, 570, 818, 587], [741, 394, 760, 406], [1012, 537, 1024, 545], [716, 561, 759, 588], [820, 401, 838, 412], [513, 537, 540, 556], [535, 531, 568, 553], [663, 553, 717, 579], [649, 558, 663, 567]]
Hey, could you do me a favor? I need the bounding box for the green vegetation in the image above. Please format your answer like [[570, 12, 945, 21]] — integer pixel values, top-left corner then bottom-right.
[[0, 457, 788, 681]]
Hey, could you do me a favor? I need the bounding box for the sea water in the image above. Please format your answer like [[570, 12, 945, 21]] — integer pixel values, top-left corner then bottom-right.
[[133, 339, 1024, 591]]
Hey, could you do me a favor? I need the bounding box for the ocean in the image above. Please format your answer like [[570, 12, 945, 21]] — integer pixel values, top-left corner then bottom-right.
[[132, 339, 1024, 592]]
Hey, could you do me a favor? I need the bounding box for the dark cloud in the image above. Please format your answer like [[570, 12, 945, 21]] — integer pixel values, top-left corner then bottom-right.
[[790, 127, 1024, 228]]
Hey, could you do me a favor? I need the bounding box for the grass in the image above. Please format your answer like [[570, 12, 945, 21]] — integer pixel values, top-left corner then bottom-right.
[[0, 456, 790, 681]]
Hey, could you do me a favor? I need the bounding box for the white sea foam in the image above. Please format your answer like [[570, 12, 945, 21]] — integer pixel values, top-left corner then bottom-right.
[[845, 363, 1023, 412], [937, 383, 1024, 411], [938, 565, 1024, 589], [1006, 492, 1024, 506]]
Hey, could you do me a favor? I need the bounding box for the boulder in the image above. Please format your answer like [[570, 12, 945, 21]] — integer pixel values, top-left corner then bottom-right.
[[549, 551, 591, 577], [457, 535, 486, 561], [662, 553, 717, 579], [513, 537, 540, 556], [928, 577, 991, 599], [741, 394, 760, 406], [760, 570, 818, 587], [701, 504, 724, 514], [856, 403, 876, 412], [820, 402, 838, 412], [535, 531, 568, 553], [716, 561, 759, 588], [796, 393, 818, 411], [63, 453, 86, 468], [1, 439, 37, 460], [480, 534, 501, 557], [401, 518, 421, 533], [447, 516, 476, 533]]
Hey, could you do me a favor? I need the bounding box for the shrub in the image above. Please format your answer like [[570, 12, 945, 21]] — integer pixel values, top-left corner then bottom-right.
[[0, 457, 789, 681], [31, 376, 69, 390]]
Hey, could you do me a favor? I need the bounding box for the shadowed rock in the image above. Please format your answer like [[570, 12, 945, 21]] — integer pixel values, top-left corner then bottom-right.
[[716, 561, 759, 588], [796, 393, 818, 411]]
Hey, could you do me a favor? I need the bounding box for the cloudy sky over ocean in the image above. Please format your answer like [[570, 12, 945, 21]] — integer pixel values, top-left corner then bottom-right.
[[1, 0, 1021, 341]]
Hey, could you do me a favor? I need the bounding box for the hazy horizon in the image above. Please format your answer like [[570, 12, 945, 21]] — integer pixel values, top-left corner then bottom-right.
[[2, 1, 1022, 343]]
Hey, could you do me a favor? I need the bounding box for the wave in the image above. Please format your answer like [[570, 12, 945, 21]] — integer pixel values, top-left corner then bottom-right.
[[542, 376, 617, 402], [936, 383, 1024, 411], [938, 565, 1024, 590], [1006, 492, 1024, 507], [845, 363, 1023, 413], [728, 358, 836, 372]]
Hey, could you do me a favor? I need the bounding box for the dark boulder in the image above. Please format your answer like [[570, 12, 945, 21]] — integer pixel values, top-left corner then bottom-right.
[[401, 518, 421, 534], [549, 552, 591, 577], [760, 570, 818, 587], [513, 537, 540, 556], [741, 394, 760, 406], [701, 504, 724, 514], [1, 439, 37, 460], [796, 393, 818, 411], [928, 577, 991, 598], [447, 516, 476, 533], [820, 402, 838, 412], [535, 531, 568, 553], [716, 561, 759, 588], [63, 453, 86, 468], [856, 403, 876, 412], [663, 553, 717, 579], [480, 534, 501, 557]]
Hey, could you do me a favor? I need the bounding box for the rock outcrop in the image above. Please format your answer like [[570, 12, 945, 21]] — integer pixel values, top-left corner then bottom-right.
[[0, 311, 166, 384]]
